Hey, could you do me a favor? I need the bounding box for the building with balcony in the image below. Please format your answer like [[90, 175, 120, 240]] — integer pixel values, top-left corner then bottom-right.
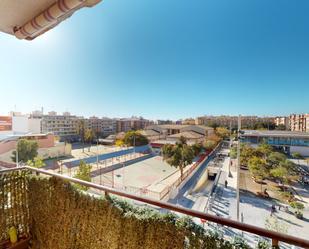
[[38, 112, 80, 142], [87, 116, 117, 137], [290, 114, 309, 132], [196, 115, 275, 129], [274, 116, 290, 130], [116, 117, 152, 133]]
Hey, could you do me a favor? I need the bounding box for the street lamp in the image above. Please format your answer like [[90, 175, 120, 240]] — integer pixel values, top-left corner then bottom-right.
[[236, 115, 241, 222]]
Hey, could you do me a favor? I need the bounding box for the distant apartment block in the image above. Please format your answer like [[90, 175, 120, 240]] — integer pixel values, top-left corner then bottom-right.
[[116, 117, 152, 133], [156, 120, 174, 125], [87, 116, 117, 136], [38, 112, 80, 141], [289, 114, 309, 132], [274, 117, 290, 130], [182, 118, 196, 125], [195, 115, 275, 129]]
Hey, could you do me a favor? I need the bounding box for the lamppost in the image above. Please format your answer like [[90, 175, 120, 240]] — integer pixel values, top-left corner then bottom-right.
[[236, 115, 241, 222]]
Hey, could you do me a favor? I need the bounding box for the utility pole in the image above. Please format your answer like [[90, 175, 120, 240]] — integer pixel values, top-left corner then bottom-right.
[[16, 142, 19, 167], [236, 115, 241, 221], [228, 121, 232, 174]]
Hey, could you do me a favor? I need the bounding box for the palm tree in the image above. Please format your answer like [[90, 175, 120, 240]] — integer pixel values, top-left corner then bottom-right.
[[162, 136, 194, 180]]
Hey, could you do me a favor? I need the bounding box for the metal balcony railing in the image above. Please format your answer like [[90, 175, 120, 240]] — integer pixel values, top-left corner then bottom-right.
[[1, 166, 309, 248]]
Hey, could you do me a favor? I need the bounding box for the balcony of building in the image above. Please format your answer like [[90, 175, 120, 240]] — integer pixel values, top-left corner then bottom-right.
[[1, 166, 309, 249]]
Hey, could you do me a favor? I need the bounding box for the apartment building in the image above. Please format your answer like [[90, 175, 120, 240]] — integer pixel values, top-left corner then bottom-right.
[[87, 116, 117, 137], [195, 115, 275, 129], [290, 114, 309, 132], [274, 117, 290, 130], [37, 112, 80, 141], [116, 117, 152, 133], [182, 118, 196, 125]]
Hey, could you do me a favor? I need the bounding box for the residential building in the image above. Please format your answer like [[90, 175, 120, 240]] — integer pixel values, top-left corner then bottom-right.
[[182, 118, 196, 125], [0, 114, 40, 135], [116, 117, 152, 133], [195, 115, 275, 129], [87, 116, 117, 137], [289, 114, 309, 132], [274, 116, 290, 130], [241, 130, 309, 156], [38, 112, 80, 142], [156, 120, 174, 125]]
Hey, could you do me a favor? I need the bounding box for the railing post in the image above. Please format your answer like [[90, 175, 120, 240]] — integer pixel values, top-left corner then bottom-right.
[[272, 238, 279, 248]]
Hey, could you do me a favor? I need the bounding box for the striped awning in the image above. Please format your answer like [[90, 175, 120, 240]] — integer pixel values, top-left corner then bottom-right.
[[0, 0, 101, 40]]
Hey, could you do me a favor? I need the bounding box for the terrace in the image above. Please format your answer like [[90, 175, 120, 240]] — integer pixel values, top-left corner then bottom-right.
[[1, 166, 309, 249]]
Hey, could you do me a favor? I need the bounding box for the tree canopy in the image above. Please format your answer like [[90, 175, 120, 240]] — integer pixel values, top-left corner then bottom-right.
[[162, 137, 195, 179], [215, 127, 230, 139], [27, 156, 45, 168], [11, 139, 39, 163], [123, 131, 149, 146], [248, 156, 267, 181], [237, 143, 299, 185], [74, 160, 92, 191]]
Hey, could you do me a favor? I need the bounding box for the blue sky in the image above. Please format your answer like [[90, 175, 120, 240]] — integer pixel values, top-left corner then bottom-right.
[[0, 0, 308, 120]]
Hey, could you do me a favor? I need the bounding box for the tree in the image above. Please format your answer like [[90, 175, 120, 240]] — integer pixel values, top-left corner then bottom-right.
[[115, 139, 124, 147], [11, 139, 38, 164], [215, 127, 230, 139], [85, 129, 95, 152], [292, 152, 303, 161], [240, 144, 260, 166], [192, 143, 203, 156], [248, 156, 268, 180], [248, 156, 268, 191], [123, 131, 149, 146], [27, 156, 45, 168], [162, 137, 195, 180], [74, 160, 92, 191], [267, 152, 287, 168], [275, 124, 287, 131], [203, 140, 216, 150], [270, 166, 289, 186], [257, 143, 273, 159], [76, 120, 86, 152], [229, 146, 237, 159]]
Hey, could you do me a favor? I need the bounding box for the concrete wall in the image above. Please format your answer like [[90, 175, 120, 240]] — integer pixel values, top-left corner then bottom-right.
[[12, 116, 29, 133], [290, 146, 309, 157], [0, 142, 71, 163], [28, 118, 41, 133], [0, 134, 55, 155], [38, 143, 72, 159]]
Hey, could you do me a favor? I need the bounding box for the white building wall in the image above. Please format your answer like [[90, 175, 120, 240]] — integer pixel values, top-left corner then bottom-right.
[[12, 116, 29, 133], [290, 146, 309, 157], [28, 118, 41, 133]]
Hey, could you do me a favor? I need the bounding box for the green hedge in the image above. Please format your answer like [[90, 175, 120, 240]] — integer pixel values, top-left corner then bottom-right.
[[1, 172, 254, 248]]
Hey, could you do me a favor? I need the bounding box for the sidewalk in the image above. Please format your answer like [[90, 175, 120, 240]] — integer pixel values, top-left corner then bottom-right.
[[209, 154, 309, 247]]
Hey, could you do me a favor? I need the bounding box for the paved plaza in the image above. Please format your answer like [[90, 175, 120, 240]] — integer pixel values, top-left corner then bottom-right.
[[208, 150, 309, 247]]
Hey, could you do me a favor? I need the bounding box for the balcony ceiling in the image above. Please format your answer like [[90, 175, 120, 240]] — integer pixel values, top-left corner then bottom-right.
[[0, 0, 101, 40]]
